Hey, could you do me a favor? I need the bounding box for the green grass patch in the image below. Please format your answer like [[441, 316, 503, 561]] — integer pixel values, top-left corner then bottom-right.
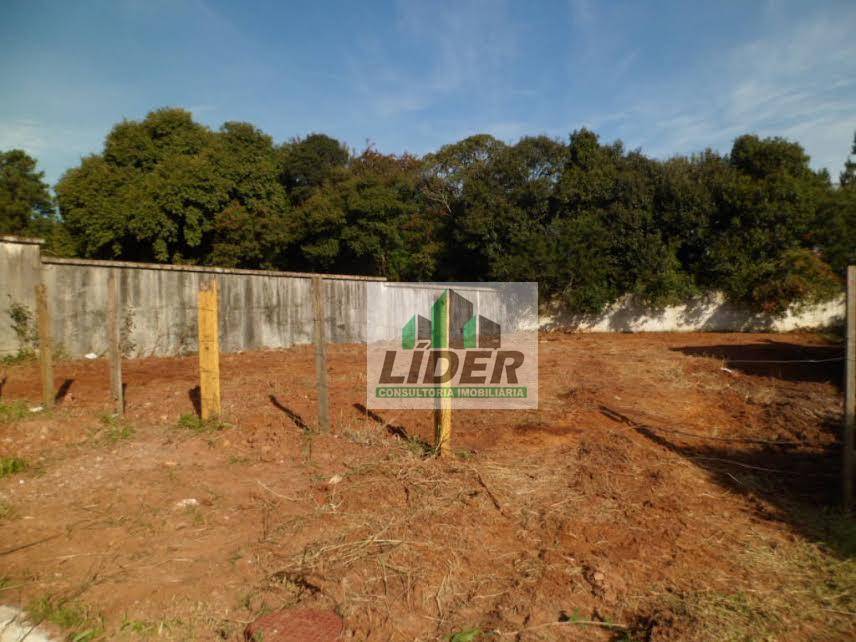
[[97, 414, 135, 442], [0, 456, 27, 478], [0, 400, 30, 423], [27, 596, 103, 640], [120, 618, 156, 635], [0, 350, 36, 366], [175, 413, 228, 433]]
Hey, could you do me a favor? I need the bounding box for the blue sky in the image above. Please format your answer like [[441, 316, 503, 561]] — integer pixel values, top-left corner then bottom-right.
[[1, 0, 854, 186]]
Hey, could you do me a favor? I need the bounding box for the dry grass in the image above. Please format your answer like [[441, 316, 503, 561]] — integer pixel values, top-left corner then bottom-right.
[[256, 445, 627, 639], [0, 333, 849, 641], [632, 512, 856, 642]]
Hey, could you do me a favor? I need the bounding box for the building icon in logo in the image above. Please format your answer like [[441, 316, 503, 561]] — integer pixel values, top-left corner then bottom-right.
[[401, 289, 500, 350]]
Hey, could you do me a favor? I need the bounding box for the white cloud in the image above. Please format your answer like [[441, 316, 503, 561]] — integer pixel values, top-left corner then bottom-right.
[[347, 0, 521, 118], [0, 119, 103, 185], [0, 120, 49, 153], [621, 3, 856, 174]]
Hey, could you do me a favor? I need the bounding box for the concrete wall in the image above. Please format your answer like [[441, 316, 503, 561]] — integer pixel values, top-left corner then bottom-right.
[[0, 236, 42, 357], [540, 292, 846, 333], [0, 236, 381, 358], [0, 235, 847, 359]]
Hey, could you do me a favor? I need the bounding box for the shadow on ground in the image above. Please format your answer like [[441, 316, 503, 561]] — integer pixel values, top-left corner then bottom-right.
[[188, 385, 201, 417], [352, 403, 433, 453], [599, 403, 854, 559], [269, 394, 310, 431], [671, 339, 844, 387], [54, 378, 74, 404]]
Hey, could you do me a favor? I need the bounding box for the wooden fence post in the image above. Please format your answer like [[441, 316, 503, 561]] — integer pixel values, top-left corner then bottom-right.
[[198, 279, 221, 420], [434, 290, 452, 457], [311, 277, 330, 432], [35, 284, 53, 409], [107, 271, 124, 415], [844, 265, 855, 512]]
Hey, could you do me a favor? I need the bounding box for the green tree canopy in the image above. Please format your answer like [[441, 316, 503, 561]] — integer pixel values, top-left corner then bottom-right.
[[0, 149, 74, 256], [291, 149, 441, 280], [279, 133, 350, 205], [48, 108, 855, 315], [0, 149, 53, 234], [56, 108, 291, 266]]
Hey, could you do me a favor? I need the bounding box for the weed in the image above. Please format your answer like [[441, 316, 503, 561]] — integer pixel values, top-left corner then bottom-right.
[[120, 617, 156, 635], [0, 456, 27, 477], [175, 413, 227, 433], [0, 499, 14, 520], [404, 436, 432, 457], [52, 343, 71, 362], [186, 506, 206, 526], [27, 596, 104, 640], [2, 299, 67, 362], [0, 400, 29, 423], [7, 298, 37, 352], [448, 629, 482, 642], [342, 427, 379, 447], [0, 350, 35, 365], [121, 616, 184, 636], [98, 414, 135, 442]]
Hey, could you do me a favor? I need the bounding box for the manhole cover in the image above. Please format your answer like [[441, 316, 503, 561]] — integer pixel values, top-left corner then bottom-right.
[[245, 608, 344, 642]]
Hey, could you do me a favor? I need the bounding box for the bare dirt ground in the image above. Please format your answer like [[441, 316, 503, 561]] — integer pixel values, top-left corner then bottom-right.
[[0, 332, 853, 641]]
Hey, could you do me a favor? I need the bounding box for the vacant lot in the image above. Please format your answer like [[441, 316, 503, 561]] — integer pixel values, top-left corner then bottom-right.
[[0, 333, 853, 641]]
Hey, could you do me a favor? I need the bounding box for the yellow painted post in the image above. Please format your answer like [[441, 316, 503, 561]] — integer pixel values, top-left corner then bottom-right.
[[434, 290, 452, 456], [198, 279, 221, 420], [106, 271, 124, 415], [311, 277, 330, 432], [35, 284, 54, 409]]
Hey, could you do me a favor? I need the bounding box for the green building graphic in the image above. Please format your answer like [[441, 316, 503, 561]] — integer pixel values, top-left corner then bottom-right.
[[401, 289, 500, 350]]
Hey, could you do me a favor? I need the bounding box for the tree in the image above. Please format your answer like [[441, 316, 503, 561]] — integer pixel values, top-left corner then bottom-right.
[[290, 149, 440, 280], [549, 130, 693, 313], [703, 135, 835, 312], [815, 133, 856, 275], [279, 133, 350, 205], [52, 107, 847, 315], [421, 134, 507, 279], [0, 149, 53, 234], [0, 149, 74, 256], [209, 122, 292, 268], [839, 131, 856, 187], [56, 108, 291, 267]]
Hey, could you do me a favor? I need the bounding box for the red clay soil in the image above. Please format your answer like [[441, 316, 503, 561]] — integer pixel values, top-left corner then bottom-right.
[[0, 332, 851, 641]]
